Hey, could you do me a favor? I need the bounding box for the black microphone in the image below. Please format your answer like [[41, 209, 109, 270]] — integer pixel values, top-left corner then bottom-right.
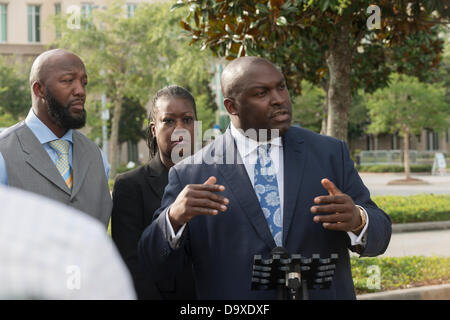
[[271, 246, 289, 258], [271, 247, 289, 300], [271, 247, 303, 300]]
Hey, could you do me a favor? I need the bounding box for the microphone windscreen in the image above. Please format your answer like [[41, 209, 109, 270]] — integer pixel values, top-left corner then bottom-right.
[[271, 246, 288, 258]]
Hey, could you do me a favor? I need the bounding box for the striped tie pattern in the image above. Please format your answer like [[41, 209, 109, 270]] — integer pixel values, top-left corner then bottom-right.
[[254, 144, 282, 246], [49, 139, 73, 191]]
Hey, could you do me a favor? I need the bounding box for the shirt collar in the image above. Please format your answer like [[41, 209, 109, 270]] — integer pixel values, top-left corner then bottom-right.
[[230, 122, 282, 159], [25, 109, 73, 145]]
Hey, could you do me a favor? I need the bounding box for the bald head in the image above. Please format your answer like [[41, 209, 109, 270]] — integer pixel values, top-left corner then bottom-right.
[[29, 49, 88, 137], [220, 56, 279, 99], [29, 49, 85, 87]]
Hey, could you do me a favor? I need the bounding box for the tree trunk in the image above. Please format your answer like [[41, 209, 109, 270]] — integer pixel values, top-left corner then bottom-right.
[[320, 81, 328, 135], [326, 24, 352, 142], [403, 127, 411, 180], [109, 96, 123, 179]]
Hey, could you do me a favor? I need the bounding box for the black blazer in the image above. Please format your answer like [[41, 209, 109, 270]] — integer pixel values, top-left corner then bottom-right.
[[111, 155, 196, 299]]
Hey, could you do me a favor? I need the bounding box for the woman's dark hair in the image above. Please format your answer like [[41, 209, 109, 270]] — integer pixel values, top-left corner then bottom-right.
[[146, 85, 197, 158]]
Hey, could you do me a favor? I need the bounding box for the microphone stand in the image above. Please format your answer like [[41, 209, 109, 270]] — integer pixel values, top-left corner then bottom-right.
[[251, 247, 338, 300]]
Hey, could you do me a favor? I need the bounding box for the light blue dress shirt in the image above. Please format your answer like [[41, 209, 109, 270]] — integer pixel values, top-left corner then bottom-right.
[[0, 109, 109, 185]]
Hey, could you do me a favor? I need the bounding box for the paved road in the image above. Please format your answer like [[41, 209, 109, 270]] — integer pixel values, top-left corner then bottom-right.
[[352, 173, 450, 257], [349, 229, 450, 257], [359, 172, 450, 196], [380, 229, 450, 257]]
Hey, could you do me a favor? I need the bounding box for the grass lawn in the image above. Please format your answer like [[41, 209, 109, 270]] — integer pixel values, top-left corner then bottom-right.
[[351, 256, 450, 295]]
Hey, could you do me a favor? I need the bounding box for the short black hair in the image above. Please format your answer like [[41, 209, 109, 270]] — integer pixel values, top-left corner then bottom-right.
[[146, 85, 197, 158]]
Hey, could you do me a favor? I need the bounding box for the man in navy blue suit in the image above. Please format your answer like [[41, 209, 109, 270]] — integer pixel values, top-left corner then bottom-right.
[[139, 56, 391, 299]]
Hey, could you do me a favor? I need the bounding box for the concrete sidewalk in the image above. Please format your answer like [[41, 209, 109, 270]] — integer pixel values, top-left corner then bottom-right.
[[354, 173, 450, 299], [350, 229, 450, 257], [357, 172, 450, 257], [381, 229, 450, 257], [359, 172, 450, 196], [357, 284, 450, 300]]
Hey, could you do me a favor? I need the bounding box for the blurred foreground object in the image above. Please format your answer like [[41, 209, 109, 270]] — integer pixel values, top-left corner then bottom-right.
[[0, 185, 136, 300]]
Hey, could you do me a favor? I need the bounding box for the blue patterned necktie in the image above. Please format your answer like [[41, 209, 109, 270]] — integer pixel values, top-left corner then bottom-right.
[[254, 144, 282, 246]]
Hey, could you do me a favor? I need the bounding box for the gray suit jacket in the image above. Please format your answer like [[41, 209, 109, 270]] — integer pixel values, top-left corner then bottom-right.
[[0, 122, 112, 227]]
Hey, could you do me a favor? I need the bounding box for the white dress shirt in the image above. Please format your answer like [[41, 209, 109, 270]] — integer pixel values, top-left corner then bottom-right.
[[167, 123, 368, 248]]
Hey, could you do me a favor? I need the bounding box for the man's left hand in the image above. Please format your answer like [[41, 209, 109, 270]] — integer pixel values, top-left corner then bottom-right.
[[310, 178, 362, 234]]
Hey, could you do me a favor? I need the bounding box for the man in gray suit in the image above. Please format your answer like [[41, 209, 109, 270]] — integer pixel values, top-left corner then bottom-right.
[[0, 49, 112, 227]]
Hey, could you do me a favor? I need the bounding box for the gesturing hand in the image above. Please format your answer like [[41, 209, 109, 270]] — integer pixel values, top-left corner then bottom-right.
[[310, 178, 363, 234], [168, 176, 229, 233]]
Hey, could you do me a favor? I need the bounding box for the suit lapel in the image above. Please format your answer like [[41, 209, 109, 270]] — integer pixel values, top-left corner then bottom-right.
[[282, 128, 306, 245], [71, 132, 92, 199], [215, 130, 276, 250], [18, 125, 71, 195], [145, 154, 168, 200]]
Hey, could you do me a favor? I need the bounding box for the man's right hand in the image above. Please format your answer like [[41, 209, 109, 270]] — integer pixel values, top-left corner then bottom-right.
[[168, 176, 229, 233]]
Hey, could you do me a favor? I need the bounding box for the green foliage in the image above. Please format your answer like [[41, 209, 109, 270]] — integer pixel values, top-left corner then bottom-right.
[[292, 80, 324, 132], [52, 0, 217, 123], [0, 56, 31, 123], [172, 0, 449, 141], [356, 164, 432, 173], [391, 27, 444, 83], [0, 112, 19, 128], [373, 194, 450, 223], [109, 96, 146, 144], [347, 90, 369, 139], [195, 93, 216, 134], [351, 256, 450, 294], [366, 73, 449, 137], [52, 0, 218, 174], [436, 33, 450, 103]]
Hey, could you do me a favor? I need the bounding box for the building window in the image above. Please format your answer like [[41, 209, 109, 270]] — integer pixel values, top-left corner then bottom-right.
[[127, 3, 137, 17], [81, 3, 94, 18], [426, 129, 439, 151], [27, 5, 40, 43], [391, 133, 398, 150], [0, 4, 6, 42], [55, 3, 61, 15], [55, 3, 61, 38], [127, 141, 138, 163], [81, 3, 95, 29]]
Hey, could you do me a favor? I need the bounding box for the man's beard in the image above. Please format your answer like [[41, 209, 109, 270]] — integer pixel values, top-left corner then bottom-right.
[[46, 89, 86, 130]]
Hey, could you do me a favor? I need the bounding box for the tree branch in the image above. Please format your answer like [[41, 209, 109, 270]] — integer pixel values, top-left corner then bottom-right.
[[350, 27, 366, 56]]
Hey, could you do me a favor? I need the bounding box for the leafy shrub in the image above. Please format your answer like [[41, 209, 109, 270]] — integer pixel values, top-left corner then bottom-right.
[[352, 256, 450, 295], [356, 164, 432, 172], [373, 194, 450, 223]]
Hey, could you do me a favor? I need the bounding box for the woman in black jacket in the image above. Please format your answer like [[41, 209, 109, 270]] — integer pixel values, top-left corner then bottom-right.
[[111, 85, 197, 299]]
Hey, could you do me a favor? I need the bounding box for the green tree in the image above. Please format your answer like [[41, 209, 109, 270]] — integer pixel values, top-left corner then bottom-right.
[[172, 0, 449, 141], [366, 74, 449, 180], [292, 80, 324, 133], [0, 56, 30, 126], [52, 0, 216, 176], [115, 96, 146, 145], [436, 32, 450, 103]]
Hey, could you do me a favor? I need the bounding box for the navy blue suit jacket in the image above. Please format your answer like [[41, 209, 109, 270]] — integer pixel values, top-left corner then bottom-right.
[[138, 126, 391, 299]]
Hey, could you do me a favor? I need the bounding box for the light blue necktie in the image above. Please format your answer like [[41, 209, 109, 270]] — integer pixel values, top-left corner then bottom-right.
[[49, 139, 73, 191], [254, 144, 282, 246]]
